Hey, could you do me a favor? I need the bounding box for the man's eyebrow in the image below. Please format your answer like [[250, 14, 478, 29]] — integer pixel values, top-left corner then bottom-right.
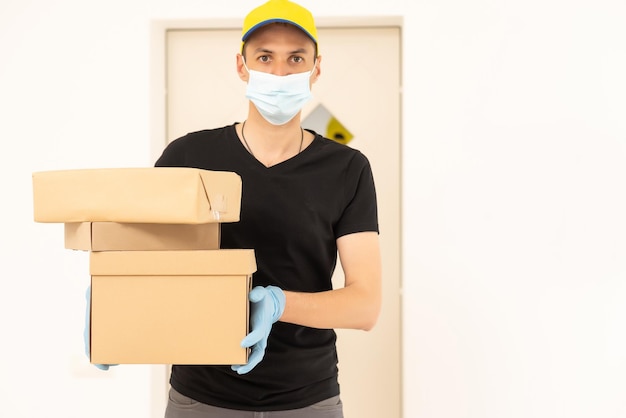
[[250, 47, 310, 54], [252, 48, 274, 54]]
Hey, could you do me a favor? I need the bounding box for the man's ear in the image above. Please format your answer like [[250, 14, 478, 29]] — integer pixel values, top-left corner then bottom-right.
[[236, 53, 249, 82], [311, 55, 322, 84]]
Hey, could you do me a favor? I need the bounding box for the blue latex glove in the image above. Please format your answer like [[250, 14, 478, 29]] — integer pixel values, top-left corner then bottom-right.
[[84, 286, 117, 371], [231, 285, 286, 375]]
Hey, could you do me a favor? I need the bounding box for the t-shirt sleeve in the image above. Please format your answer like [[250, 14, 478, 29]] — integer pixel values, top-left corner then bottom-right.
[[334, 152, 380, 238], [154, 135, 190, 168]]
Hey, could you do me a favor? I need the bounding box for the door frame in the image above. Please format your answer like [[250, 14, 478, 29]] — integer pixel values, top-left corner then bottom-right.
[[148, 16, 403, 418]]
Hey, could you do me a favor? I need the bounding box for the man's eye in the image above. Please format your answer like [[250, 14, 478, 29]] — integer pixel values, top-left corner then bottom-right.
[[259, 56, 270, 63], [292, 56, 303, 63]]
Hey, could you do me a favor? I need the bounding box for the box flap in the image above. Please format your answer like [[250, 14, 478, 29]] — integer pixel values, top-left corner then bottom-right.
[[197, 170, 242, 223], [32, 167, 241, 224], [90, 249, 256, 275]]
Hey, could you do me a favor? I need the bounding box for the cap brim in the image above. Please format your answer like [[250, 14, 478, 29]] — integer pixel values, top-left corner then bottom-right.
[[242, 19, 316, 44]]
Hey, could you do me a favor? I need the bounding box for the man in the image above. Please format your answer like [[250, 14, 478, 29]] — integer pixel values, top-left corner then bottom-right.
[[157, 1, 382, 416]]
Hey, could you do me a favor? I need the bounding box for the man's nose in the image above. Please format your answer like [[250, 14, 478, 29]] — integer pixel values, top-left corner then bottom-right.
[[271, 61, 290, 76]]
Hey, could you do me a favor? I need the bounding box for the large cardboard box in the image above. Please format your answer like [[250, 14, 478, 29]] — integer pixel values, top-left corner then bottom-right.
[[89, 249, 256, 365], [32, 167, 241, 224], [65, 222, 220, 251]]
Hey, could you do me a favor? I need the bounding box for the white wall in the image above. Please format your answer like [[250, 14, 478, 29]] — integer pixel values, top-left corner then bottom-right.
[[1, 1, 625, 417], [405, 1, 626, 417]]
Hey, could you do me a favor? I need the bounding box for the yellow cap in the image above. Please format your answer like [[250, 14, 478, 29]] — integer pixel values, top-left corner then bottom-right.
[[241, 0, 318, 52]]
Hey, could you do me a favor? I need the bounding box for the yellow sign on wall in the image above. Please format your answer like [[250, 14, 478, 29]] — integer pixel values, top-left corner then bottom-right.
[[303, 104, 354, 145]]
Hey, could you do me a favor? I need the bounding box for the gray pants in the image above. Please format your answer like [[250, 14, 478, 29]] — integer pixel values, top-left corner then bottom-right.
[[165, 387, 343, 418]]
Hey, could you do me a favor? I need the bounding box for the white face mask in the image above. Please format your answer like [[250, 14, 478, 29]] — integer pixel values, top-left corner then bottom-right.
[[243, 60, 315, 125]]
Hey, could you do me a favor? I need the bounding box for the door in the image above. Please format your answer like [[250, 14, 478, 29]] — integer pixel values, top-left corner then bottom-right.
[[164, 22, 402, 418]]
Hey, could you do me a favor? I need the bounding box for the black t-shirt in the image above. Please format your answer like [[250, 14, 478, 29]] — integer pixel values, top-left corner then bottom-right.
[[154, 124, 379, 411]]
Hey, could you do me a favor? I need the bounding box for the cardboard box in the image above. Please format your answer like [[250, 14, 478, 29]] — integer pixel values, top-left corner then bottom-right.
[[89, 249, 256, 365], [65, 222, 220, 251], [32, 167, 241, 224]]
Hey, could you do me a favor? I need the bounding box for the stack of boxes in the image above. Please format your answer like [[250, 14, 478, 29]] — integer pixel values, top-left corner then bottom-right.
[[32, 167, 255, 366]]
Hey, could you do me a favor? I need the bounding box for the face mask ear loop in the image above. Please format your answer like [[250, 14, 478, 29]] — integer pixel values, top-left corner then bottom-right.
[[242, 57, 251, 75]]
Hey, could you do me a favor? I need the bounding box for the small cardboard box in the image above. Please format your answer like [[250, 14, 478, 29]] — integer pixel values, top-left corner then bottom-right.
[[89, 249, 256, 365], [32, 167, 241, 224], [65, 222, 220, 251]]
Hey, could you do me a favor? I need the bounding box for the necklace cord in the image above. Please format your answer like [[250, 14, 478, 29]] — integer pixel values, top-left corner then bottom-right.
[[241, 121, 303, 159]]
